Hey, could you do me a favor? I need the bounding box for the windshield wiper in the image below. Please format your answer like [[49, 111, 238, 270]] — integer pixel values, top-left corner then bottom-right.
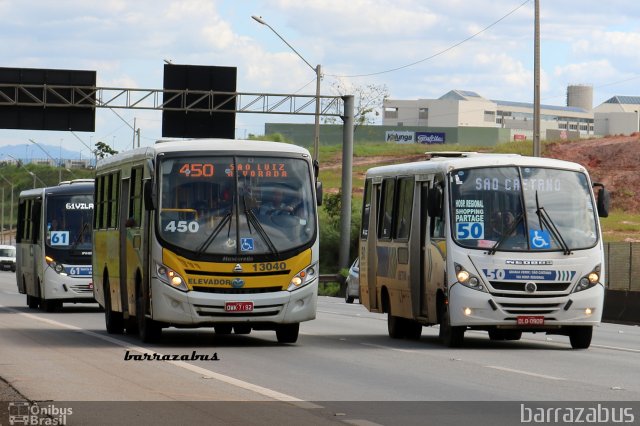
[[488, 212, 524, 255], [535, 191, 571, 255], [70, 222, 90, 251], [195, 212, 232, 257], [243, 196, 278, 255]]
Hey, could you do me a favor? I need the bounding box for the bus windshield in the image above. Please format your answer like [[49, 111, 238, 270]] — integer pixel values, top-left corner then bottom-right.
[[46, 194, 94, 251], [449, 166, 598, 252], [158, 155, 316, 258]]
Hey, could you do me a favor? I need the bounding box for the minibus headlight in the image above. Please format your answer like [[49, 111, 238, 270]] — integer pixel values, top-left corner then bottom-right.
[[454, 263, 486, 292], [45, 256, 67, 275], [573, 265, 601, 293], [288, 263, 318, 291], [156, 263, 188, 292]]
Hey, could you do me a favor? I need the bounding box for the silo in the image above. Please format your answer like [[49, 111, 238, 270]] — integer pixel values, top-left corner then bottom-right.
[[566, 85, 593, 110]]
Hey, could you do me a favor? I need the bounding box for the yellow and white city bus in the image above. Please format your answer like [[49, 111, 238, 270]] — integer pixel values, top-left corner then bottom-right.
[[358, 152, 610, 349], [93, 139, 321, 343], [16, 179, 95, 311]]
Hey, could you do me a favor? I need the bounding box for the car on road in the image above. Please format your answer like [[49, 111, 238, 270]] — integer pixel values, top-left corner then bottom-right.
[[345, 258, 360, 303], [0, 245, 16, 272]]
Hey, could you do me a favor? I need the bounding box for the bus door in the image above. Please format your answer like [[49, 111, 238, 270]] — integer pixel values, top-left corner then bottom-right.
[[31, 199, 43, 296], [118, 178, 131, 318], [360, 178, 380, 311], [419, 180, 444, 323]]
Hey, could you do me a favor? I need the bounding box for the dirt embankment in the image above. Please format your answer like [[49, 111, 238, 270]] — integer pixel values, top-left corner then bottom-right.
[[544, 134, 640, 213], [325, 135, 639, 212]]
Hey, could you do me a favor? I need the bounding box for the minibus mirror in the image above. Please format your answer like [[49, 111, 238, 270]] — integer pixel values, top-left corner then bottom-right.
[[316, 181, 323, 206], [143, 179, 157, 211], [427, 186, 443, 218], [593, 183, 610, 218]]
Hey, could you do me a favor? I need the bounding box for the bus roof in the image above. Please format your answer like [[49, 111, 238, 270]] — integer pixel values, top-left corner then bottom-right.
[[96, 138, 312, 170], [365, 152, 588, 178], [19, 180, 94, 200]]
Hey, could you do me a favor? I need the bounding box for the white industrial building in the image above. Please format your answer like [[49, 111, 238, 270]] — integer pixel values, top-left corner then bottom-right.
[[384, 85, 640, 140]]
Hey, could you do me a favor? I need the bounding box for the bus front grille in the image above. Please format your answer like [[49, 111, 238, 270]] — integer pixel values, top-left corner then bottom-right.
[[69, 284, 94, 294], [194, 304, 283, 318], [489, 281, 572, 293], [191, 286, 284, 294], [495, 301, 564, 315]]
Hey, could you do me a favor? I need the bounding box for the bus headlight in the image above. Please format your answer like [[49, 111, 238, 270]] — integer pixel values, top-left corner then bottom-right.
[[573, 265, 601, 293], [156, 263, 188, 292], [455, 263, 485, 292], [45, 256, 68, 275], [288, 263, 318, 291]]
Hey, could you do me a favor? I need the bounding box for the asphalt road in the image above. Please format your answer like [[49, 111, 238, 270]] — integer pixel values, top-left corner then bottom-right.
[[1, 272, 639, 425]]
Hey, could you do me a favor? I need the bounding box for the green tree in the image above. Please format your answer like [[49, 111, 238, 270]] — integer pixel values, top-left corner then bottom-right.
[[94, 141, 118, 159]]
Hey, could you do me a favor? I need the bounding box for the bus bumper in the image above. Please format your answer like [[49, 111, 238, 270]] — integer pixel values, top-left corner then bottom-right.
[[151, 279, 318, 326], [448, 283, 604, 328]]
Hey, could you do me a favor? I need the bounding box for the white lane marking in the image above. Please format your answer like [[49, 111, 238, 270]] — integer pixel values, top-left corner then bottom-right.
[[359, 342, 417, 354], [0, 304, 319, 406], [485, 365, 566, 381], [592, 344, 640, 354]]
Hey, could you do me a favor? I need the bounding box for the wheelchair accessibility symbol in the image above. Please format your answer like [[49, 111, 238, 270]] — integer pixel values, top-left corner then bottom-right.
[[529, 230, 551, 249], [241, 238, 254, 252]]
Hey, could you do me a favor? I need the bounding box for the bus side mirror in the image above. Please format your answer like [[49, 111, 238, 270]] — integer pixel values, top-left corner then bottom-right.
[[427, 186, 442, 218], [593, 183, 610, 218], [316, 181, 323, 206], [144, 179, 157, 211]]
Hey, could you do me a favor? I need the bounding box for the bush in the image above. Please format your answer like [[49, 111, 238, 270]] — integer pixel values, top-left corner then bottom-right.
[[318, 191, 361, 274]]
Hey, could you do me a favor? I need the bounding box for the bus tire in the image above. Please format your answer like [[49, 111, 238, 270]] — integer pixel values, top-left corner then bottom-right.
[[404, 320, 423, 340], [233, 325, 251, 335], [27, 278, 39, 309], [136, 291, 162, 343], [439, 307, 464, 347], [214, 325, 232, 335], [569, 326, 592, 349], [387, 303, 405, 339], [104, 278, 124, 334], [276, 323, 299, 344]]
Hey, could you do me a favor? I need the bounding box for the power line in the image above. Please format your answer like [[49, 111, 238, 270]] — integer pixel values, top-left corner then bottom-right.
[[327, 0, 531, 79]]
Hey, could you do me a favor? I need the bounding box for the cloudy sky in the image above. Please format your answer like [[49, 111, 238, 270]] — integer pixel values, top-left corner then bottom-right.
[[1, 0, 639, 157]]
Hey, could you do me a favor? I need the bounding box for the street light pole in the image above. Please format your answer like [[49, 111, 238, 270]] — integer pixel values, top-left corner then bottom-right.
[[252, 15, 322, 161], [29, 139, 62, 183], [5, 154, 45, 188]]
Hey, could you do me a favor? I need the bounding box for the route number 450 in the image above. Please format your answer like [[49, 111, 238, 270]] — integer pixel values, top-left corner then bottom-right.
[[164, 220, 199, 233]]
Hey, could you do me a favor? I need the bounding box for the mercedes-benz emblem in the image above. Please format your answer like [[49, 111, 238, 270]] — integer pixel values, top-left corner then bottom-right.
[[231, 278, 245, 288], [525, 282, 537, 293]]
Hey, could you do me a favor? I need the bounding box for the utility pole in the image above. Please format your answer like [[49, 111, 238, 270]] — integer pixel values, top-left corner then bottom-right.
[[533, 0, 541, 157]]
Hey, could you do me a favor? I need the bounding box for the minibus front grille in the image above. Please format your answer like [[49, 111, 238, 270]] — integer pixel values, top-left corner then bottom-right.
[[191, 286, 284, 294], [489, 281, 572, 293], [495, 300, 564, 315]]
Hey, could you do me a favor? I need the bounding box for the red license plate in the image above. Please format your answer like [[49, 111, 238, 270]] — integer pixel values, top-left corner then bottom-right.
[[517, 315, 545, 326], [224, 301, 254, 312]]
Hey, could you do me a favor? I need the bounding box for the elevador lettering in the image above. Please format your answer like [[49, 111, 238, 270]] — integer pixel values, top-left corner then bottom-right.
[[124, 350, 219, 361]]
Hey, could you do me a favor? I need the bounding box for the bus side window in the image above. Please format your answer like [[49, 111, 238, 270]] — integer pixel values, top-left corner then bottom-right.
[[378, 178, 396, 240], [430, 181, 445, 239], [360, 179, 372, 240]]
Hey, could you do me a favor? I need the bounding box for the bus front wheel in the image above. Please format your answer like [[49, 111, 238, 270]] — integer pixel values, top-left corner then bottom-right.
[[569, 326, 592, 349], [104, 278, 124, 334], [136, 291, 162, 343], [439, 305, 464, 347], [276, 323, 299, 344]]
